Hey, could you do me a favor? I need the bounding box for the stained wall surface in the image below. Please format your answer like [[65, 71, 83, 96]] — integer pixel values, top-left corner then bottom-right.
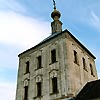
[[15, 31, 98, 100]]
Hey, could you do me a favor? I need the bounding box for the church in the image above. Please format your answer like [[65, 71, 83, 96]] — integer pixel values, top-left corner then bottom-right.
[[15, 1, 98, 100]]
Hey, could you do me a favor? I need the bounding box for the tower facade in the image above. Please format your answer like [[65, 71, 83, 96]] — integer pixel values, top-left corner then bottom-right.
[[15, 2, 98, 100]]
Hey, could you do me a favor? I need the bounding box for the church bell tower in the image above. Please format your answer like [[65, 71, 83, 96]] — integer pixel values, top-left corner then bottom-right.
[[15, 1, 98, 100]]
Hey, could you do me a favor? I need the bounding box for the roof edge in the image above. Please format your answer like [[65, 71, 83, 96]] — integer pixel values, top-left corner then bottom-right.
[[18, 29, 96, 59], [18, 30, 66, 57], [65, 29, 96, 59]]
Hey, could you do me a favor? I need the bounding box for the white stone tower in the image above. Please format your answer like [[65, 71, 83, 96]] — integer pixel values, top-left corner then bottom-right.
[[15, 1, 98, 100]]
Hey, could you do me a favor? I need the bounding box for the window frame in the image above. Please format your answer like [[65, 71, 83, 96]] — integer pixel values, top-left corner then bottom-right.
[[24, 86, 28, 100], [37, 56, 42, 69], [52, 77, 58, 93], [37, 82, 42, 97], [73, 50, 78, 64], [82, 57, 87, 71], [25, 61, 29, 74], [90, 64, 94, 76], [51, 49, 56, 63]]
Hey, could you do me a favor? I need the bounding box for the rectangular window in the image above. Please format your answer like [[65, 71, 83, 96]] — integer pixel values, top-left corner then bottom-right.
[[82, 57, 86, 70], [26, 61, 29, 73], [37, 56, 42, 69], [51, 49, 56, 63], [52, 77, 58, 93], [37, 82, 41, 96], [90, 64, 94, 76], [24, 86, 28, 100], [74, 50, 78, 64]]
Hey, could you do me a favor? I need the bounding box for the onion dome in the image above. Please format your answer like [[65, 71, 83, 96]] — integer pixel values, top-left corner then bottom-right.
[[51, 8, 61, 19]]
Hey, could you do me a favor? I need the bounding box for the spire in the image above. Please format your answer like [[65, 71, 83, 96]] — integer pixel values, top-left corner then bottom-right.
[[51, 0, 63, 34], [53, 0, 56, 9], [51, 0, 61, 20]]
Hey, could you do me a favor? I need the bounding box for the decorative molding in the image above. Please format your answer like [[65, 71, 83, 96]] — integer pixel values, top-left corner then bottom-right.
[[24, 79, 29, 87], [35, 74, 42, 83]]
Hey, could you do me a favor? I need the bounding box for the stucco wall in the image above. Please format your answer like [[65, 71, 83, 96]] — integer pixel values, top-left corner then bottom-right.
[[66, 32, 98, 95], [15, 32, 98, 100], [16, 33, 69, 100]]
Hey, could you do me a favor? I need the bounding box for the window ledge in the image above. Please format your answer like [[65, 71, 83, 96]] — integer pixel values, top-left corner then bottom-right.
[[49, 91, 59, 95], [83, 68, 88, 72], [34, 95, 43, 99], [91, 74, 95, 77], [49, 61, 58, 65], [35, 67, 43, 71], [24, 72, 30, 75], [74, 61, 79, 66]]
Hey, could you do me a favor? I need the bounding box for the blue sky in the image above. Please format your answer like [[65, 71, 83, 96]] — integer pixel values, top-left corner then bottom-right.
[[0, 0, 100, 100]]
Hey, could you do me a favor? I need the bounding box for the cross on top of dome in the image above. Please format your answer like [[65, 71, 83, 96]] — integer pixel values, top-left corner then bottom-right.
[[53, 0, 56, 9]]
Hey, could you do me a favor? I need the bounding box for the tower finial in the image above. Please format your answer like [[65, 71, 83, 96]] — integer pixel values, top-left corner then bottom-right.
[[51, 0, 62, 34], [53, 0, 56, 9]]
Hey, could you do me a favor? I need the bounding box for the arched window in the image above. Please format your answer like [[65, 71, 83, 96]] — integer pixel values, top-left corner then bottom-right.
[[24, 79, 29, 100], [24, 86, 28, 100], [37, 82, 41, 96], [36, 75, 42, 97]]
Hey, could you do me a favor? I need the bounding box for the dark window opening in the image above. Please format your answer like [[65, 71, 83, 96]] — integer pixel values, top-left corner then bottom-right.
[[74, 50, 78, 64], [37, 82, 41, 97], [37, 56, 42, 69], [26, 61, 29, 73], [51, 49, 56, 63], [24, 86, 28, 100], [90, 64, 94, 75], [83, 58, 86, 70], [52, 77, 58, 93]]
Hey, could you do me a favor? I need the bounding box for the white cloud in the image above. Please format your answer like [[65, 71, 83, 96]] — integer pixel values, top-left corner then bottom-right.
[[0, 10, 50, 100], [0, 0, 48, 99], [0, 0, 26, 13], [0, 81, 16, 100], [0, 10, 50, 69], [90, 11, 100, 30], [0, 11, 50, 48]]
